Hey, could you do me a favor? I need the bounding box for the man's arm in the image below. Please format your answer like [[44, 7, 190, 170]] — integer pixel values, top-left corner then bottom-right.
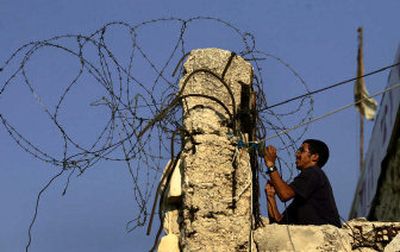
[[265, 182, 282, 222], [264, 145, 295, 202]]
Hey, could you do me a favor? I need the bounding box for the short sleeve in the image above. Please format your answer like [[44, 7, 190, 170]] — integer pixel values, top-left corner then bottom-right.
[[289, 168, 322, 199]]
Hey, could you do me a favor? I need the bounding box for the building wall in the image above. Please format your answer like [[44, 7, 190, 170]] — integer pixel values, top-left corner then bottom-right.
[[370, 129, 400, 221]]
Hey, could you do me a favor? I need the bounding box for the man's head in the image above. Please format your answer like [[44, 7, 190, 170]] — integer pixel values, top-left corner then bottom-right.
[[295, 139, 329, 169]]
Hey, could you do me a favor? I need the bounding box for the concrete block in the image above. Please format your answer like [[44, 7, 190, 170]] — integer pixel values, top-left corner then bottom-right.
[[254, 223, 351, 252], [163, 208, 180, 235], [158, 233, 180, 252], [167, 159, 182, 202], [384, 233, 400, 252]]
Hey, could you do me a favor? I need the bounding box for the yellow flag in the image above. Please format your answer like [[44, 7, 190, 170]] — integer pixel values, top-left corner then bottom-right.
[[355, 27, 377, 120]]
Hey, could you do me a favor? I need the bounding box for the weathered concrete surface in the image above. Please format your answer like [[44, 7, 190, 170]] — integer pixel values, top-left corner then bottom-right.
[[254, 217, 352, 252], [167, 159, 183, 201], [180, 48, 252, 125], [179, 48, 254, 251], [158, 233, 180, 252], [344, 218, 400, 251], [384, 233, 400, 252], [254, 217, 400, 251], [157, 159, 183, 252], [163, 208, 180, 236]]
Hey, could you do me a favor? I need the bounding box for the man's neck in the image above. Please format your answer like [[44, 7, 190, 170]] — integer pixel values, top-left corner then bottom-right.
[[300, 165, 319, 171]]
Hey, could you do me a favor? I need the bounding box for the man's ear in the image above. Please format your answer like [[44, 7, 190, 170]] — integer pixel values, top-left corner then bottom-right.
[[311, 153, 319, 164]]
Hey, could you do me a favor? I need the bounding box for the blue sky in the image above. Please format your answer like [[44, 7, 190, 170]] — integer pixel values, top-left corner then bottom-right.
[[1, 1, 400, 251]]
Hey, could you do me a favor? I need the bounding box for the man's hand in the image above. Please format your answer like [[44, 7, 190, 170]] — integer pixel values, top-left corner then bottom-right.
[[265, 180, 283, 223], [264, 145, 277, 168], [265, 181, 276, 198]]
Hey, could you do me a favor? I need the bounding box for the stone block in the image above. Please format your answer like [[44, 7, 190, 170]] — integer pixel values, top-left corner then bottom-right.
[[167, 159, 182, 203], [254, 222, 351, 251], [158, 233, 180, 252], [384, 233, 400, 252], [163, 208, 180, 235]]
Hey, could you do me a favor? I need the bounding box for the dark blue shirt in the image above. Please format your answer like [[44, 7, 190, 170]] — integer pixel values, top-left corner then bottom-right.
[[279, 166, 341, 227]]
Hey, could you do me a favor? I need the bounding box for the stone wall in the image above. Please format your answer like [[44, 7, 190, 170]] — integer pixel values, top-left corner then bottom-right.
[[254, 218, 400, 251]]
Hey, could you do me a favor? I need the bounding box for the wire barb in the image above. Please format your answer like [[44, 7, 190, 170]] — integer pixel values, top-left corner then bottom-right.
[[0, 16, 328, 250]]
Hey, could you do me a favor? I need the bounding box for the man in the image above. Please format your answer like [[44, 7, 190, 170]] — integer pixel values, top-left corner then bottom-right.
[[264, 139, 341, 227]]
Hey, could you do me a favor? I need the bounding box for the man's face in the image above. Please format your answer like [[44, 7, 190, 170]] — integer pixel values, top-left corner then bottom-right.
[[295, 143, 318, 170]]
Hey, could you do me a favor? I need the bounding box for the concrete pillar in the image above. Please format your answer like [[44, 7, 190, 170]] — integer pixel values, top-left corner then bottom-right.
[[179, 48, 254, 251]]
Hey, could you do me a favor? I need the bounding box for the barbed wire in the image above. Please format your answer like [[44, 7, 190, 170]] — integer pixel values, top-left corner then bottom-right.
[[0, 17, 314, 250]]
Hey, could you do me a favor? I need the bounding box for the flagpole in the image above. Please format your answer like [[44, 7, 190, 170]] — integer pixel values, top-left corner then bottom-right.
[[354, 26, 377, 172], [358, 27, 364, 172], [360, 112, 364, 171]]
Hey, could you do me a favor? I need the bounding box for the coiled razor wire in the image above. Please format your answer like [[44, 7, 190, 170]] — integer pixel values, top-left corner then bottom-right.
[[0, 17, 314, 250]]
